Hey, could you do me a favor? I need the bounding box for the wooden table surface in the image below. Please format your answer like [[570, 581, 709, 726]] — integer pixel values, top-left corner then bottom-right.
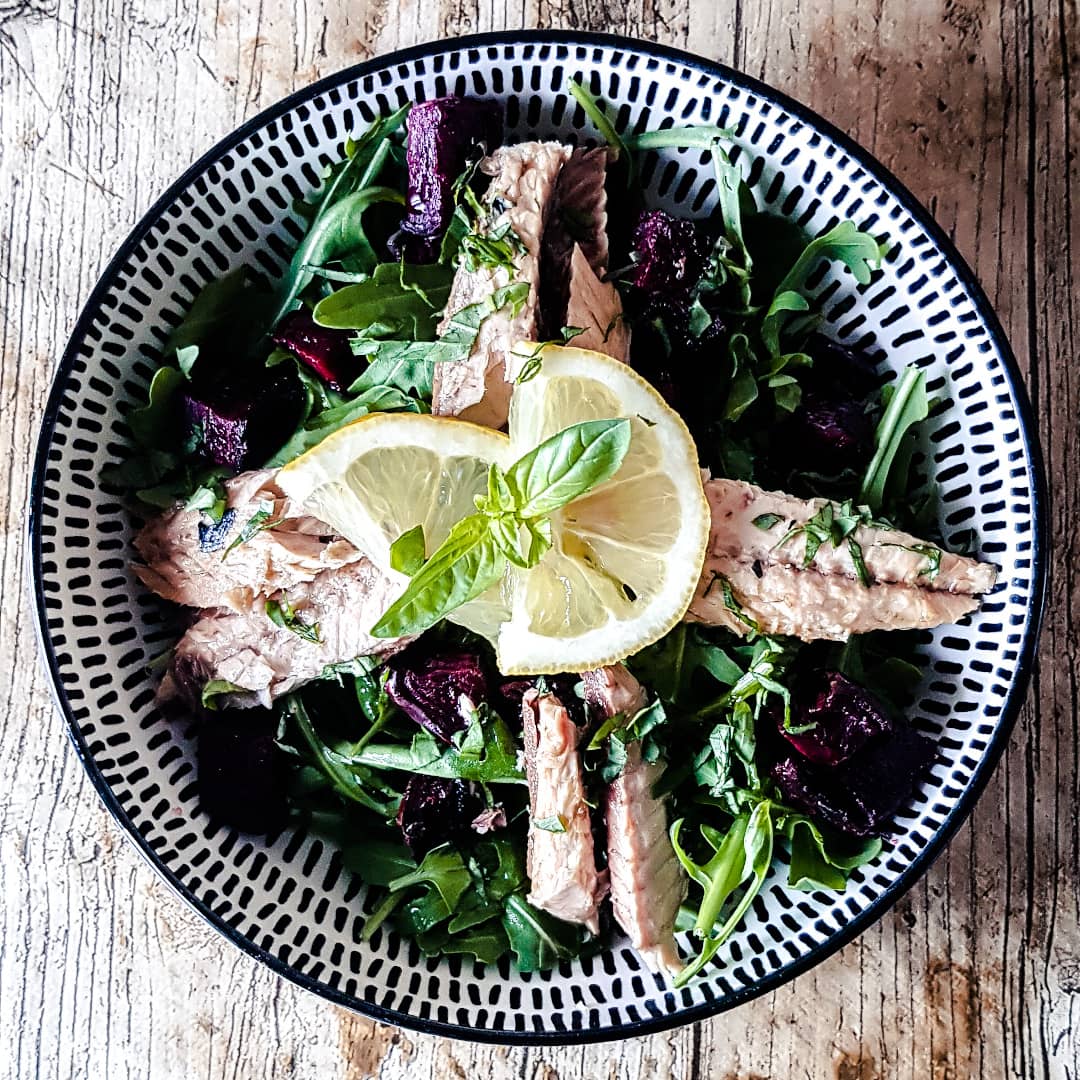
[[1, 1, 1076, 1077]]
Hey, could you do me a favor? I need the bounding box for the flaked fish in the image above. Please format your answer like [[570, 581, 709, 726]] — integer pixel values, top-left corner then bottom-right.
[[687, 479, 998, 641]]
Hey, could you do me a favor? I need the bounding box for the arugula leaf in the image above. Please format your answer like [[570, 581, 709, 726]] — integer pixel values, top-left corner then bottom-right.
[[625, 126, 737, 151], [165, 268, 251, 356], [501, 893, 589, 972], [711, 142, 753, 280], [566, 77, 629, 164], [388, 845, 472, 910], [773, 220, 885, 298], [312, 261, 454, 336], [346, 840, 416, 886], [269, 185, 406, 330], [504, 418, 631, 518], [200, 679, 246, 710], [126, 366, 186, 450], [281, 694, 400, 817], [350, 282, 530, 397], [265, 595, 322, 644], [670, 799, 775, 986], [722, 332, 760, 421], [371, 515, 506, 639], [264, 383, 420, 467], [858, 365, 930, 512], [782, 814, 882, 891], [389, 525, 426, 576], [348, 711, 526, 785]]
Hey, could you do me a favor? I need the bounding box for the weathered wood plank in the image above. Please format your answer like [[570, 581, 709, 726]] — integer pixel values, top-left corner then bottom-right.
[[0, 1, 1074, 1077]]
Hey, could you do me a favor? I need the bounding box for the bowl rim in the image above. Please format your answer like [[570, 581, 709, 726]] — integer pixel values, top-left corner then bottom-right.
[[28, 27, 1048, 1046]]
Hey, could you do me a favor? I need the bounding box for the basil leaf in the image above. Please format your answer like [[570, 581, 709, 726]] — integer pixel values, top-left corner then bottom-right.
[[312, 261, 454, 336], [752, 513, 782, 531], [858, 366, 929, 512], [505, 418, 632, 518], [371, 515, 507, 638], [389, 524, 426, 576], [774, 220, 885, 298]]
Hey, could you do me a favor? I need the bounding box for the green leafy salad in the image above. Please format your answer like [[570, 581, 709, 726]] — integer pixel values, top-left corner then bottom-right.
[[106, 80, 996, 985]]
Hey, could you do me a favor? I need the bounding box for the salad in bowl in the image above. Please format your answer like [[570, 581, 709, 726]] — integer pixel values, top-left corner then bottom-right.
[[103, 83, 998, 987]]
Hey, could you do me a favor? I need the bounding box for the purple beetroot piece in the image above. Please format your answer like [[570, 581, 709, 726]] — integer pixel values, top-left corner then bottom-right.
[[182, 369, 303, 471], [777, 670, 893, 765], [385, 649, 488, 744], [396, 775, 483, 857], [772, 726, 936, 838], [197, 713, 287, 834], [271, 308, 356, 390], [388, 95, 503, 263], [630, 210, 707, 299]]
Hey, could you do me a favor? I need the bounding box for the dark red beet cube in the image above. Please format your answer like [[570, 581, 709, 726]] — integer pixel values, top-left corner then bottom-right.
[[778, 670, 893, 765], [388, 95, 503, 263], [197, 713, 287, 834], [385, 648, 488, 745], [631, 209, 707, 298], [772, 726, 936, 837], [396, 775, 483, 858], [182, 370, 304, 471], [271, 308, 356, 390]]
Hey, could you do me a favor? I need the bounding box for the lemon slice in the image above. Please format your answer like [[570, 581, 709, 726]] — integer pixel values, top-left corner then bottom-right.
[[496, 343, 711, 675], [277, 411, 512, 582]]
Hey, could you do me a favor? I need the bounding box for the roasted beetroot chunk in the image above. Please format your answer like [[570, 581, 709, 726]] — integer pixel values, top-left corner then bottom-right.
[[772, 726, 936, 837], [385, 648, 488, 744], [630, 210, 707, 298], [270, 308, 356, 389], [778, 670, 893, 765], [182, 371, 303, 471], [388, 95, 503, 263], [779, 335, 883, 475], [396, 775, 483, 857], [197, 713, 287, 833]]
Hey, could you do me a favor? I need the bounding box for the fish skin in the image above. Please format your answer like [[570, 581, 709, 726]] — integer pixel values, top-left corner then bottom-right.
[[687, 478, 998, 642], [564, 245, 630, 362]]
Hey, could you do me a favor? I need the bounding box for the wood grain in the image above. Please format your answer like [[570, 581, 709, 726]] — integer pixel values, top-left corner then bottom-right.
[[0, 1, 1075, 1077]]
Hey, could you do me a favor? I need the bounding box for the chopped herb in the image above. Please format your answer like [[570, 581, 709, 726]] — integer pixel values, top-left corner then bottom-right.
[[221, 502, 284, 561], [774, 499, 876, 587], [265, 595, 322, 644], [201, 679, 246, 710], [533, 815, 567, 833]]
